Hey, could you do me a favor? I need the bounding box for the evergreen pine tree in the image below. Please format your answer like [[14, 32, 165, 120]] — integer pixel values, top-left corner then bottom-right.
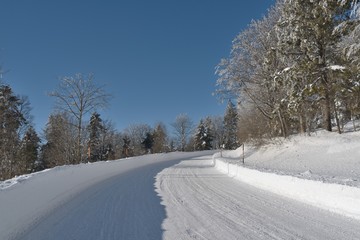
[[223, 100, 239, 150], [204, 117, 214, 150], [87, 112, 103, 162], [0, 85, 27, 180], [277, 0, 355, 132], [18, 126, 40, 174], [194, 119, 213, 151], [142, 132, 154, 154]]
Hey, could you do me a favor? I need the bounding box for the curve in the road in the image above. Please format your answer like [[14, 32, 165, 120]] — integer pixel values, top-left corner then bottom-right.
[[16, 158, 181, 240]]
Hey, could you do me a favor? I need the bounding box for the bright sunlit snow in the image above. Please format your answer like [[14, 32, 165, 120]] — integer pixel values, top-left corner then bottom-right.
[[1, 128, 360, 239]]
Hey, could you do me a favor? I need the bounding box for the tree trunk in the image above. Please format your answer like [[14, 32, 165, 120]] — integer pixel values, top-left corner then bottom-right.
[[352, 111, 357, 132], [299, 112, 306, 134], [277, 110, 288, 138], [323, 88, 332, 132], [77, 115, 82, 164], [319, 41, 332, 132], [333, 101, 341, 134]]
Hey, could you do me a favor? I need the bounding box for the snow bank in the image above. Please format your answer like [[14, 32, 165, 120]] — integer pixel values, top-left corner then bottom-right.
[[213, 128, 360, 221], [217, 129, 360, 187], [214, 158, 360, 220], [0, 169, 52, 190]]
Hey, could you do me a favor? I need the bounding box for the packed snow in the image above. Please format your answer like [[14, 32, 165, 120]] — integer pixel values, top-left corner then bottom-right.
[[156, 157, 360, 239], [0, 152, 211, 240], [1, 128, 360, 239]]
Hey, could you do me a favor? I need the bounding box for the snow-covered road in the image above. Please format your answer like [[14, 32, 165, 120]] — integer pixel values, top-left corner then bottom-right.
[[1, 152, 209, 240], [2, 153, 360, 240], [16, 161, 175, 240], [156, 156, 360, 240]]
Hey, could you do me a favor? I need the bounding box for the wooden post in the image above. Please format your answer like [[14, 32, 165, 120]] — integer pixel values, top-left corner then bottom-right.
[[242, 143, 245, 164], [220, 144, 224, 158]]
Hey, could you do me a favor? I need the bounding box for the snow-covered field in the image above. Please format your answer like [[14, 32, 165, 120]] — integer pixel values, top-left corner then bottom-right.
[[220, 130, 360, 187]]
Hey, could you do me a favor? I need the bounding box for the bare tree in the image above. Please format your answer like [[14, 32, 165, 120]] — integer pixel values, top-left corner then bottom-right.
[[153, 122, 169, 153], [124, 123, 152, 156], [171, 114, 193, 151], [210, 116, 225, 149], [49, 73, 111, 163]]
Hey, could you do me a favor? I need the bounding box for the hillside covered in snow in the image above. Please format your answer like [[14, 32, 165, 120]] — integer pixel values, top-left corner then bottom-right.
[[213, 125, 360, 221], [217, 128, 360, 188]]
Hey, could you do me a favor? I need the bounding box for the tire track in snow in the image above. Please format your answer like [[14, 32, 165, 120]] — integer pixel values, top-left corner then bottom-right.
[[156, 156, 360, 240]]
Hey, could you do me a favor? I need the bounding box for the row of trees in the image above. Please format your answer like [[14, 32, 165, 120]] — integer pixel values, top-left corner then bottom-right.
[[0, 84, 41, 180], [216, 0, 360, 141], [173, 101, 240, 152], [0, 73, 240, 180]]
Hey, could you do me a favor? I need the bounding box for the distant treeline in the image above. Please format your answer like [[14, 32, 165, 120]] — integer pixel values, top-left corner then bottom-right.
[[0, 73, 239, 181]]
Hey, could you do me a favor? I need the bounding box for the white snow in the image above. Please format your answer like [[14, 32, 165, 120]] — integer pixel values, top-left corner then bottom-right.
[[156, 157, 360, 239], [0, 152, 209, 240], [1, 125, 360, 239], [212, 127, 360, 221], [327, 65, 346, 71], [0, 169, 51, 190], [281, 66, 292, 73]]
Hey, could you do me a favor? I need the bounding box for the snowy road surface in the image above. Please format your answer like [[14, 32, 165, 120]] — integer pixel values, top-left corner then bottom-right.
[[1, 152, 209, 240], [156, 156, 360, 240], [2, 153, 360, 240]]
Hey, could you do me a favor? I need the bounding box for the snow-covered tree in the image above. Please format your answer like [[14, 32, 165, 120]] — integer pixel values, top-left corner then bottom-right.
[[217, 0, 358, 138], [210, 116, 225, 149], [336, 1, 360, 129], [216, 2, 290, 138], [87, 112, 104, 162], [194, 119, 213, 151], [277, 0, 355, 132], [223, 101, 239, 150]]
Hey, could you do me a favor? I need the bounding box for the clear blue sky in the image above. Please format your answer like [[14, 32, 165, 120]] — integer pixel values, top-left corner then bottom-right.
[[0, 0, 275, 133]]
